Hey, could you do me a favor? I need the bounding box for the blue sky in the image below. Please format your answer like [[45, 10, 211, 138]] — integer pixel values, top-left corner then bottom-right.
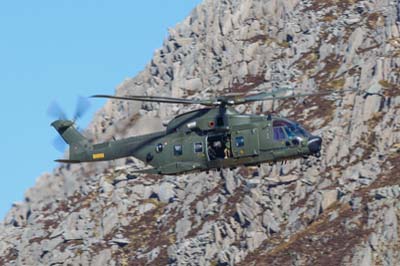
[[0, 0, 201, 219]]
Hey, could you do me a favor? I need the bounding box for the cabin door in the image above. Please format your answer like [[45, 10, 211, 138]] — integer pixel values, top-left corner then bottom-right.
[[206, 134, 228, 161], [231, 128, 259, 158]]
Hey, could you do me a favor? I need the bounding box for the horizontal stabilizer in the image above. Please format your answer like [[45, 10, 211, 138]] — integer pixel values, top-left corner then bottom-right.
[[55, 159, 82, 164]]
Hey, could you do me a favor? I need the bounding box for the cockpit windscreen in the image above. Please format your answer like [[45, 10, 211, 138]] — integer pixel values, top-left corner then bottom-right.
[[273, 119, 310, 140]]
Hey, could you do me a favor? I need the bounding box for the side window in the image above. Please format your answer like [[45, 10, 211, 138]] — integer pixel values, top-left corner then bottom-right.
[[174, 144, 182, 156], [194, 142, 203, 153], [273, 127, 286, 141], [235, 136, 244, 147], [155, 143, 163, 153]]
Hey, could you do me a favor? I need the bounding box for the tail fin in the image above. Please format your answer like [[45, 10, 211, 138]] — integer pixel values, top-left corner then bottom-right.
[[51, 120, 92, 162]]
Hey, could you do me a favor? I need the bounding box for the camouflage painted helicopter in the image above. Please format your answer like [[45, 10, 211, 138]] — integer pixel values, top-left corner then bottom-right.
[[51, 89, 344, 174]]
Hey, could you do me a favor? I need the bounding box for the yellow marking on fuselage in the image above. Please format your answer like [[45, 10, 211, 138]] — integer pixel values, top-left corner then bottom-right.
[[92, 153, 105, 159]]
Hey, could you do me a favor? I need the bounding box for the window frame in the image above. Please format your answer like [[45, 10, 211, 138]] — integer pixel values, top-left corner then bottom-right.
[[273, 127, 287, 141], [173, 144, 183, 156], [235, 136, 245, 147], [284, 127, 296, 139], [194, 142, 203, 153], [155, 143, 164, 153]]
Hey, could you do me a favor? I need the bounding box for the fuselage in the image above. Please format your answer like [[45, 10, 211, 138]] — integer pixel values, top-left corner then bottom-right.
[[57, 107, 322, 175]]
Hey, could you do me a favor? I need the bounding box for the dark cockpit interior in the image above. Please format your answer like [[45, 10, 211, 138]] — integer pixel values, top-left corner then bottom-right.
[[272, 119, 310, 141]]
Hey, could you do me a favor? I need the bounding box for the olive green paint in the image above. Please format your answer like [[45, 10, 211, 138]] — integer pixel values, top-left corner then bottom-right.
[[52, 106, 319, 175]]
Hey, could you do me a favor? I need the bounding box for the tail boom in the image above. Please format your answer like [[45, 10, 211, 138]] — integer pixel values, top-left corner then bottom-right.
[[51, 120, 93, 162]]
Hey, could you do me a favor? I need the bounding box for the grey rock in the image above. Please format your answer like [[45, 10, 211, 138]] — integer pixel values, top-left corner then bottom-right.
[[320, 189, 338, 212], [91, 249, 112, 265], [153, 182, 176, 203], [246, 231, 266, 252], [223, 169, 236, 194], [130, 184, 153, 199], [2, 0, 400, 265], [214, 224, 222, 244], [137, 202, 156, 214], [62, 212, 85, 240], [281, 193, 292, 214], [63, 171, 80, 197], [48, 249, 74, 266], [288, 208, 301, 227], [350, 197, 363, 211], [196, 200, 204, 216], [110, 237, 130, 247], [42, 236, 64, 252], [147, 247, 160, 263], [279, 174, 299, 184], [372, 185, 400, 200], [352, 245, 372, 266], [383, 206, 398, 242], [175, 217, 192, 240], [245, 177, 261, 188], [368, 232, 379, 251], [344, 17, 360, 25], [99, 176, 114, 194], [329, 210, 339, 222], [101, 207, 119, 236], [240, 195, 261, 221], [112, 173, 127, 185], [262, 210, 280, 234]]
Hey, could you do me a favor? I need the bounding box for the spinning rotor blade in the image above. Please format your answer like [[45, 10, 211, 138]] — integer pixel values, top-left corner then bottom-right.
[[73, 96, 91, 121], [53, 136, 67, 153], [92, 88, 355, 108], [48, 96, 91, 121], [47, 101, 67, 120], [91, 94, 215, 106], [48, 96, 90, 153], [239, 88, 356, 104]]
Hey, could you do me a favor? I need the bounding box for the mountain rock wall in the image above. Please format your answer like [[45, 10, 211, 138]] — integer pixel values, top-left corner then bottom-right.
[[1, 0, 400, 265]]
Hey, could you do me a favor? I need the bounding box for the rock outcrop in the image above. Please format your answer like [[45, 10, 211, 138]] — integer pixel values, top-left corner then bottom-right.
[[1, 0, 400, 265]]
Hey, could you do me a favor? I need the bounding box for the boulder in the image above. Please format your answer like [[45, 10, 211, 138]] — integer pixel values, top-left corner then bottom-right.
[[262, 210, 280, 234], [320, 189, 338, 212]]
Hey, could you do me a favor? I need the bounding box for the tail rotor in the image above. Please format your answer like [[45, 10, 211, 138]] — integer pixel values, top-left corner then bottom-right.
[[47, 101, 67, 121], [73, 96, 90, 122], [48, 96, 91, 152]]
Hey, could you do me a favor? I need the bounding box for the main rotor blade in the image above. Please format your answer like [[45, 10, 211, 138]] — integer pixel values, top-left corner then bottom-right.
[[220, 87, 294, 105], [239, 89, 356, 104], [91, 94, 215, 106], [92, 88, 355, 107]]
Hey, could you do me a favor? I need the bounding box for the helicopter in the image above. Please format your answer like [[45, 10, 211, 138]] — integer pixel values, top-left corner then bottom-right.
[[51, 88, 348, 175]]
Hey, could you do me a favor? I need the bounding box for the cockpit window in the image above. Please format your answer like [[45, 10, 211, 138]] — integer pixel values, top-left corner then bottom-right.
[[273, 120, 291, 127], [293, 124, 309, 137], [284, 127, 296, 138], [273, 120, 310, 141], [273, 127, 286, 140]]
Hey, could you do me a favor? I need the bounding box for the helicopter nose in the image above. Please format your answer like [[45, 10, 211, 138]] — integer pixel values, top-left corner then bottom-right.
[[308, 136, 322, 155]]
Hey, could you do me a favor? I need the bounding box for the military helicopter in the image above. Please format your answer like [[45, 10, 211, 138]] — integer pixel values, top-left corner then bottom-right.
[[51, 89, 346, 174]]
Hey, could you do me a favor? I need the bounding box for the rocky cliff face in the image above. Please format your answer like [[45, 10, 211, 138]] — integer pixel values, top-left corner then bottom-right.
[[1, 0, 400, 265]]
